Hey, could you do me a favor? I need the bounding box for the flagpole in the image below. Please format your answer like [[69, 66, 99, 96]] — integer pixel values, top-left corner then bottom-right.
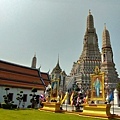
[[113, 90, 114, 115]]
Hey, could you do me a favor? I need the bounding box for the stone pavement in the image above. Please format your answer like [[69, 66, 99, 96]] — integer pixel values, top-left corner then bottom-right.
[[62, 104, 120, 116], [110, 106, 120, 116]]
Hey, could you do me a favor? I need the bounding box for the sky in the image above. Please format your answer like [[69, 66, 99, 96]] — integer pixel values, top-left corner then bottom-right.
[[0, 0, 120, 76]]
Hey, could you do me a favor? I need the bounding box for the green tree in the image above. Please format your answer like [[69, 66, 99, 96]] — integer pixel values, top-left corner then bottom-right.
[[16, 91, 23, 108], [29, 88, 39, 108], [3, 88, 10, 104], [2, 88, 14, 109], [3, 88, 13, 104]]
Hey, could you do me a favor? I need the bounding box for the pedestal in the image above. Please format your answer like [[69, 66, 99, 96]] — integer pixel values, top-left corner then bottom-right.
[[40, 102, 62, 112], [80, 104, 112, 118]]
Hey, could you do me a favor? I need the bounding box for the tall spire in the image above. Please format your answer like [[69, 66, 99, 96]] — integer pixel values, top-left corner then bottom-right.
[[80, 10, 100, 61], [57, 54, 59, 66], [104, 23, 106, 30], [101, 24, 118, 89], [70, 11, 101, 90], [102, 24, 111, 48], [87, 10, 94, 29], [89, 9, 91, 15], [31, 53, 37, 68], [51, 55, 62, 74], [55, 54, 60, 70]]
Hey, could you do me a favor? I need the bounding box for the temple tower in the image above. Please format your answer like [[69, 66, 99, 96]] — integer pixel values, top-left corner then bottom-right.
[[69, 11, 101, 90], [101, 24, 118, 89], [31, 54, 37, 68], [51, 56, 62, 79], [50, 56, 67, 92]]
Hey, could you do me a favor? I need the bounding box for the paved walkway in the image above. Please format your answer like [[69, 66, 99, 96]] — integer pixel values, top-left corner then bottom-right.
[[62, 104, 120, 116], [110, 106, 120, 116]]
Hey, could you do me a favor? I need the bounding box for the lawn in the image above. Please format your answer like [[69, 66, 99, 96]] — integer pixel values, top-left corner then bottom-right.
[[0, 109, 110, 120]]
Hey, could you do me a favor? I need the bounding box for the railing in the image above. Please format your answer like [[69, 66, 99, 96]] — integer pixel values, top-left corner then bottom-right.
[[61, 103, 120, 115], [61, 104, 83, 112], [111, 103, 120, 115]]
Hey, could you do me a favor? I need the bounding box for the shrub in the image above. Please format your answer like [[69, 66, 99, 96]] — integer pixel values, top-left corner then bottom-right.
[[1, 103, 17, 109], [1, 103, 6, 108], [3, 88, 14, 106], [27, 105, 31, 108], [30, 88, 38, 108], [1, 103, 12, 109], [12, 104, 17, 109]]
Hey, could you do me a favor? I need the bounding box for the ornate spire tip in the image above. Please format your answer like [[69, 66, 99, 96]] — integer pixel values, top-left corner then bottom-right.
[[34, 52, 36, 57], [58, 54, 59, 64], [89, 9, 91, 15], [104, 23, 106, 30]]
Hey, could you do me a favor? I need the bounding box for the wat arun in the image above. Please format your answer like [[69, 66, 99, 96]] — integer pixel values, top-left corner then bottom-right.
[[67, 11, 119, 91]]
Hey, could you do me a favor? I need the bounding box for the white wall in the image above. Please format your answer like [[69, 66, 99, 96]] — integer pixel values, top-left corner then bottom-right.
[[0, 86, 44, 108]]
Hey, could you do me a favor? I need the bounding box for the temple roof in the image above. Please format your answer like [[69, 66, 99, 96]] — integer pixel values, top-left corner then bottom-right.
[[51, 56, 62, 74], [0, 60, 50, 90], [61, 71, 67, 76]]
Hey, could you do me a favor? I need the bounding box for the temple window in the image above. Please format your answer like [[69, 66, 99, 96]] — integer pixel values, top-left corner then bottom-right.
[[9, 93, 13, 101], [23, 94, 27, 102], [103, 54, 106, 62]]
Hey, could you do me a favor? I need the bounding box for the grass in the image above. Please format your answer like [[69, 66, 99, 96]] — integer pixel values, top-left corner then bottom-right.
[[0, 109, 117, 120], [0, 109, 99, 120]]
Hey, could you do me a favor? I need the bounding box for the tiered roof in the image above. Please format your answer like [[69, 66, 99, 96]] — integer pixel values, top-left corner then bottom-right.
[[0, 60, 50, 90]]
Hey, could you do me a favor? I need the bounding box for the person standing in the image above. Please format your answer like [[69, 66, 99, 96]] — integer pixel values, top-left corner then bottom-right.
[[94, 78, 101, 97]]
